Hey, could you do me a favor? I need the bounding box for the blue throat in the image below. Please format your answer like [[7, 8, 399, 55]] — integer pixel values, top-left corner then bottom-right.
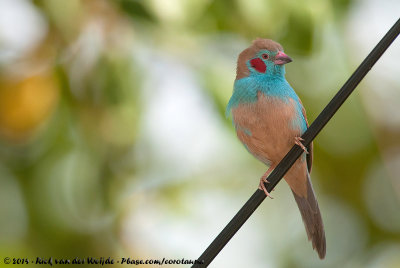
[[226, 70, 307, 133]]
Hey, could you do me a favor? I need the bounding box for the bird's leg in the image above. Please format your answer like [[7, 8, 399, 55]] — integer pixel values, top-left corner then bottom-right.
[[294, 137, 308, 154], [260, 167, 272, 184], [258, 166, 274, 199]]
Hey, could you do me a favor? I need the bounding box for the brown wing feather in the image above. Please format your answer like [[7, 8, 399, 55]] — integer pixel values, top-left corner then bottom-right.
[[299, 99, 313, 173]]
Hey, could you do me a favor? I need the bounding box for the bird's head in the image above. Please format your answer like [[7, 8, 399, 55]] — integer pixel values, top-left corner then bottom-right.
[[236, 38, 292, 80]]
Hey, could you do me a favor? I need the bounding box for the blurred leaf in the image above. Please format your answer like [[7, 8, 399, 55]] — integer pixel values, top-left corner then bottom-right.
[[200, 0, 242, 33], [280, 12, 314, 55], [332, 0, 353, 19], [117, 0, 155, 22], [0, 73, 59, 141]]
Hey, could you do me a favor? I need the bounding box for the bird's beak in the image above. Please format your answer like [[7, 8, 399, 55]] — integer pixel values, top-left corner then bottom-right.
[[274, 51, 292, 65]]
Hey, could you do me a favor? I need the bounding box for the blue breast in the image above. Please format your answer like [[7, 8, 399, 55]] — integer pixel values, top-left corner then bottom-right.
[[227, 75, 307, 133]]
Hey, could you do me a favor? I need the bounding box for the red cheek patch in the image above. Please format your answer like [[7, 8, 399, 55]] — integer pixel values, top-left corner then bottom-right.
[[250, 58, 266, 73]]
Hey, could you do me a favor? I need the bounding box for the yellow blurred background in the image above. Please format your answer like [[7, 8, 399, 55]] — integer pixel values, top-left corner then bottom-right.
[[0, 0, 399, 267]]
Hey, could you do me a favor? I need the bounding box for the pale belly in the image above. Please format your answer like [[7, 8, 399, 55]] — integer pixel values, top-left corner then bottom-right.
[[232, 94, 303, 165]]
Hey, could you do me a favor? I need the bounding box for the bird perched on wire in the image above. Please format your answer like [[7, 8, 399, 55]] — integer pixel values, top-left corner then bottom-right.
[[226, 38, 326, 259]]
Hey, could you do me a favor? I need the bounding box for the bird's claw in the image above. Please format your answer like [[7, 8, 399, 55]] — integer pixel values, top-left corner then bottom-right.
[[294, 137, 309, 154], [261, 174, 269, 184], [259, 178, 273, 199]]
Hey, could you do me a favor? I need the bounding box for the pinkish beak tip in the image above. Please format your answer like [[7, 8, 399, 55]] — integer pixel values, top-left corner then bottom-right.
[[274, 51, 292, 65]]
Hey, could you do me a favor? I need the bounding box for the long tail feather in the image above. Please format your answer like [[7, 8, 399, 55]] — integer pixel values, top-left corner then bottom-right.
[[291, 173, 326, 259]]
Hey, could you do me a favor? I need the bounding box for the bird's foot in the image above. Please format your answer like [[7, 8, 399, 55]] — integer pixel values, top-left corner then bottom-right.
[[261, 172, 269, 184], [258, 178, 273, 199], [294, 137, 308, 154]]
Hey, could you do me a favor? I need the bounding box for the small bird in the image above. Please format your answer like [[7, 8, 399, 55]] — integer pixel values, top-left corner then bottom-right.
[[226, 38, 326, 259]]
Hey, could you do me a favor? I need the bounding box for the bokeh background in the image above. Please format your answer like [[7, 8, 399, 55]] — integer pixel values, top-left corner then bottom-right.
[[0, 0, 399, 267]]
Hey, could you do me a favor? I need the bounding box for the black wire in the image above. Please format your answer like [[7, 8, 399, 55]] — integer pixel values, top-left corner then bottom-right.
[[192, 18, 400, 268]]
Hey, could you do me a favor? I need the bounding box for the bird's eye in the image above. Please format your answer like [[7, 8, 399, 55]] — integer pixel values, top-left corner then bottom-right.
[[262, 53, 269, 60]]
